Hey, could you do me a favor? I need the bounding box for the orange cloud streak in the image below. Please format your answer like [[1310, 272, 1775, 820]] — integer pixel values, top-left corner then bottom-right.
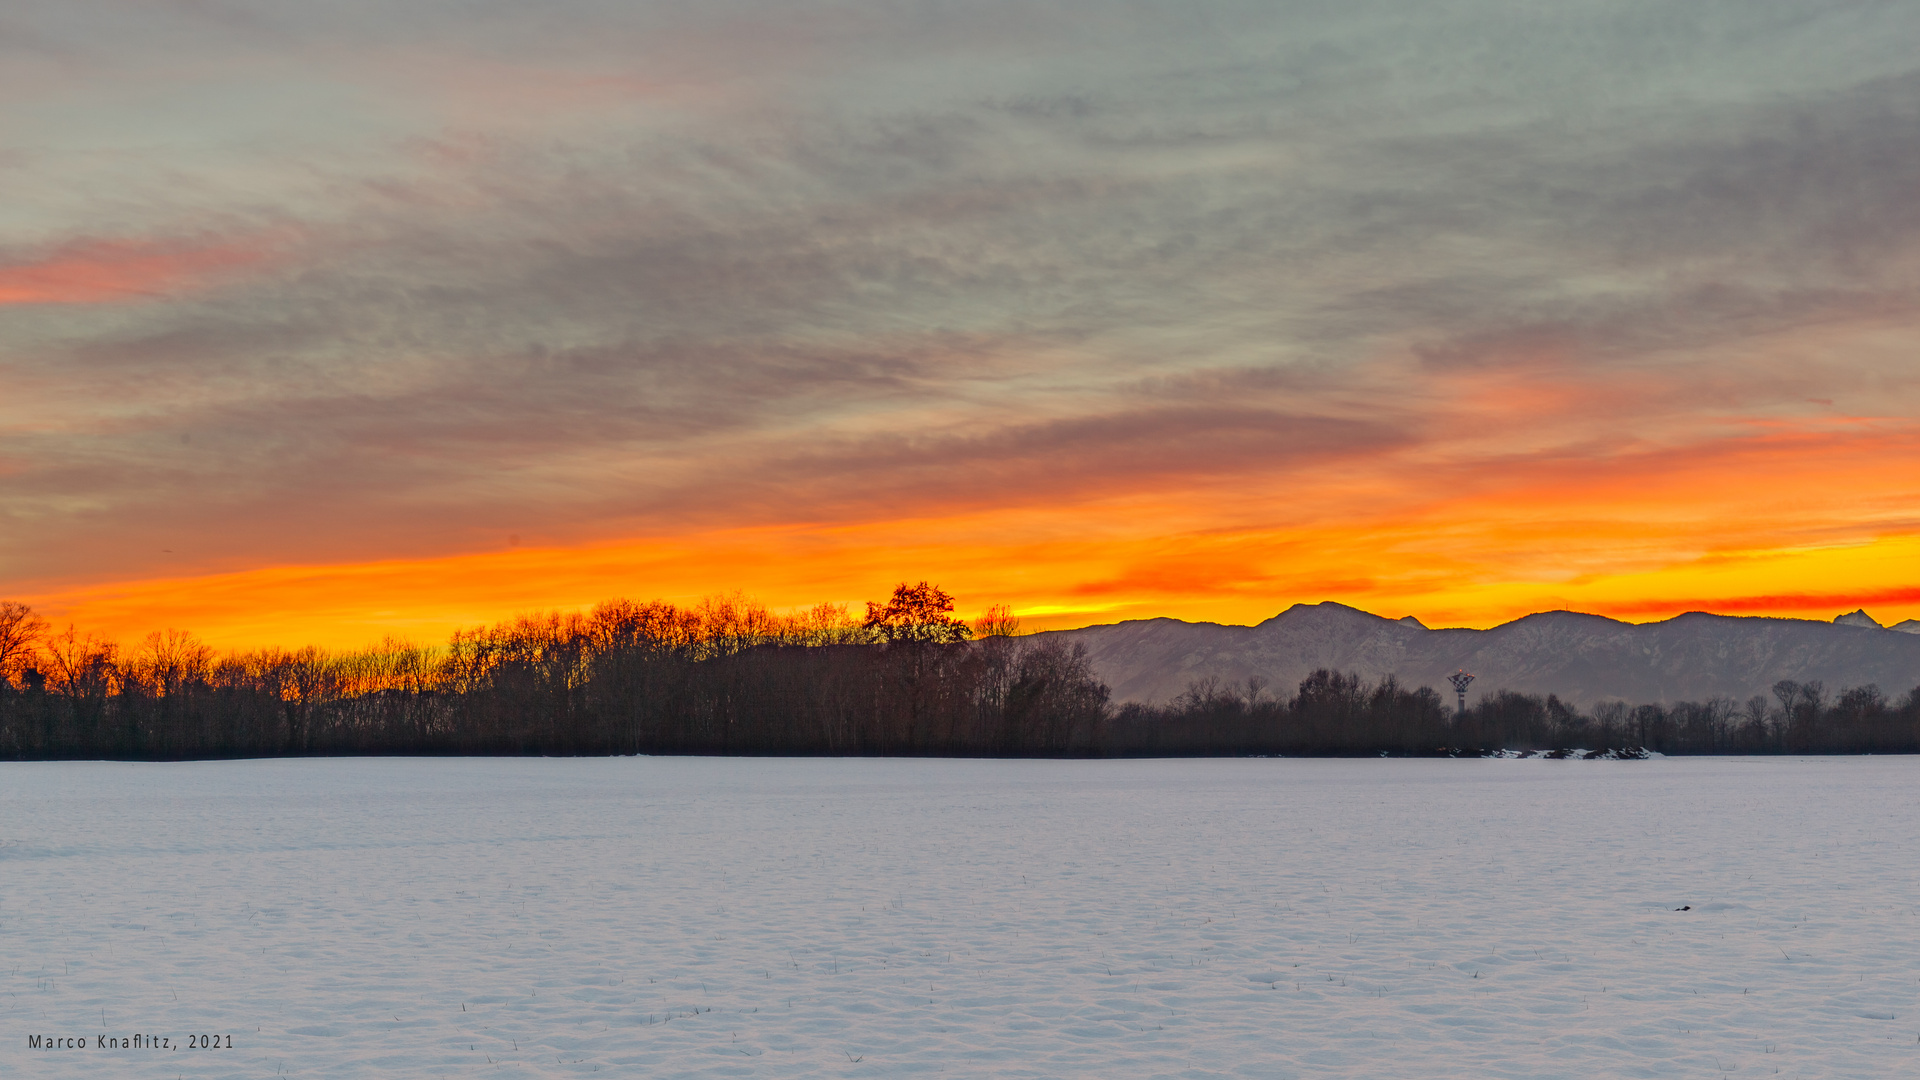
[[1594, 587, 1920, 618], [0, 237, 268, 305]]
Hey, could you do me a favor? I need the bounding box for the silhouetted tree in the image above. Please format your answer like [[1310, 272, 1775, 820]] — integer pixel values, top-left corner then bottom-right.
[[863, 582, 972, 644], [0, 601, 47, 689]]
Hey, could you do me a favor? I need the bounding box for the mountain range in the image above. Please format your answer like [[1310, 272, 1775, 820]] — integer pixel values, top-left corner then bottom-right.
[[1041, 603, 1920, 709]]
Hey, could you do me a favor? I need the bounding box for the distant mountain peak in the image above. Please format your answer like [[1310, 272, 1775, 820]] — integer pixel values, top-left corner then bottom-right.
[[1892, 619, 1920, 635], [1261, 600, 1400, 626], [1834, 609, 1883, 629], [1509, 609, 1631, 627], [1398, 615, 1427, 628]]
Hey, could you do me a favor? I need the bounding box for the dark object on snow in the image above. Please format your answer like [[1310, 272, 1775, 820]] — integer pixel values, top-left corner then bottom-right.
[[1675, 905, 1690, 911]]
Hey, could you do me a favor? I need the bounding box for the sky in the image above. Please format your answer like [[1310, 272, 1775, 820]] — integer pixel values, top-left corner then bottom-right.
[[5, 0, 1920, 649]]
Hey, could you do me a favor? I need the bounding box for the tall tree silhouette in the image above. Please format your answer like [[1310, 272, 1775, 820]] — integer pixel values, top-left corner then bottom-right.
[[863, 582, 972, 644], [0, 601, 47, 688]]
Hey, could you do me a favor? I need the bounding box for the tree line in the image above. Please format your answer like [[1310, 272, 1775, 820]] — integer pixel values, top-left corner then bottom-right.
[[1, 593, 1916, 759], [0, 586, 1106, 759], [1120, 670, 1920, 755]]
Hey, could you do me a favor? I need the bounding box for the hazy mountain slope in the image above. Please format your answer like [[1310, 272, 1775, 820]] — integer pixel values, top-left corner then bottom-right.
[[1042, 602, 1920, 708]]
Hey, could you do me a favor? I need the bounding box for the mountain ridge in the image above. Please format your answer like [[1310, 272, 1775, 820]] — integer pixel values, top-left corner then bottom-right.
[[1038, 602, 1920, 709]]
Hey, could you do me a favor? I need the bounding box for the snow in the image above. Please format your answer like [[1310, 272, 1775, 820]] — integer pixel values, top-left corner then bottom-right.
[[3, 756, 1916, 1078]]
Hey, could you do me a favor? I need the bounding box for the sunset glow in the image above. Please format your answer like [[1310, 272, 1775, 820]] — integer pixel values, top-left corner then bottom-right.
[[6, 2, 1920, 652]]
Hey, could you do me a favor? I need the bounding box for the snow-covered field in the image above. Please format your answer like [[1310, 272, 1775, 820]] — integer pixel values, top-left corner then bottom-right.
[[2, 757, 1916, 1078]]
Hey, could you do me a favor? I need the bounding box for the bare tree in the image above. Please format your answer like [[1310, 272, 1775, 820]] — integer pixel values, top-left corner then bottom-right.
[[44, 625, 118, 701], [130, 629, 214, 698], [0, 601, 48, 686], [1771, 680, 1800, 717], [972, 605, 1020, 639]]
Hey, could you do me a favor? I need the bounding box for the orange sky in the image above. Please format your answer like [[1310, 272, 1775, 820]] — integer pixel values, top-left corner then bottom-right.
[[24, 525, 1920, 653]]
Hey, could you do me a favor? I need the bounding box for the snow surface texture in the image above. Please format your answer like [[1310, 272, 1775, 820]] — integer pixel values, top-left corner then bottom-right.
[[2, 757, 1916, 1078]]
